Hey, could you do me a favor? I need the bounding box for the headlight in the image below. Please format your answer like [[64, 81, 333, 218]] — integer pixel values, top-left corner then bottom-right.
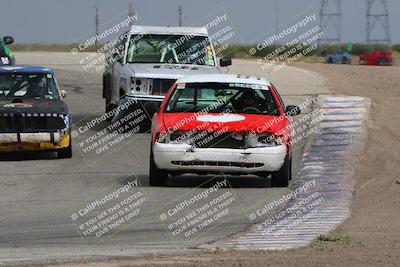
[[256, 134, 284, 147], [157, 131, 168, 143], [156, 130, 196, 144], [243, 133, 284, 148], [246, 133, 283, 147], [130, 78, 151, 94]]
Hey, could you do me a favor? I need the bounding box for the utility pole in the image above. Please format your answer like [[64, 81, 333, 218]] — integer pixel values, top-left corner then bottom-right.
[[275, 0, 279, 35], [318, 0, 342, 44], [366, 0, 391, 44], [95, 5, 99, 48], [177, 5, 183, 26], [128, 3, 135, 27]]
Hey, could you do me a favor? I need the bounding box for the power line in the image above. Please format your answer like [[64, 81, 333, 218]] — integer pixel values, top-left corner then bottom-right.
[[128, 3, 135, 28], [319, 0, 342, 44], [366, 0, 391, 44], [95, 5, 99, 48], [275, 0, 279, 35], [177, 5, 183, 26]]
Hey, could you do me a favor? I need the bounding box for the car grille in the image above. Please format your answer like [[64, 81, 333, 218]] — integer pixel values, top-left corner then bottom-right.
[[0, 113, 67, 132], [151, 79, 175, 96], [171, 131, 246, 149], [171, 161, 264, 168], [195, 132, 245, 149]]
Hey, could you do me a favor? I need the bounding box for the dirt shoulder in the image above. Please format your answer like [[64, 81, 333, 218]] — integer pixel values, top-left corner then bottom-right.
[[45, 63, 400, 267]]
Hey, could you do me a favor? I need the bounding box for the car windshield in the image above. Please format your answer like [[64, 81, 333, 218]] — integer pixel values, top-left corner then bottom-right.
[[0, 73, 60, 100], [126, 34, 215, 66], [165, 82, 281, 115]]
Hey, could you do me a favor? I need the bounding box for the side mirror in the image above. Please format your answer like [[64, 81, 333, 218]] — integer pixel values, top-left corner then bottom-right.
[[3, 36, 14, 45], [111, 47, 122, 63], [220, 58, 232, 67], [117, 53, 124, 63], [61, 90, 67, 98], [285, 105, 301, 116]]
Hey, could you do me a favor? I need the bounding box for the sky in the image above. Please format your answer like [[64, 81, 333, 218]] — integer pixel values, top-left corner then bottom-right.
[[1, 0, 399, 44]]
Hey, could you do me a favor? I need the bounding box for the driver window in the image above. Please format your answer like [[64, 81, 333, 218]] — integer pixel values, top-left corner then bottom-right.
[[130, 39, 160, 63], [14, 80, 28, 96]]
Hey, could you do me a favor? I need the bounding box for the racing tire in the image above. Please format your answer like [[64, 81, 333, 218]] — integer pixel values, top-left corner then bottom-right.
[[105, 100, 117, 122], [136, 106, 151, 133], [57, 139, 72, 159], [149, 147, 168, 186], [271, 154, 291, 187], [138, 118, 151, 133]]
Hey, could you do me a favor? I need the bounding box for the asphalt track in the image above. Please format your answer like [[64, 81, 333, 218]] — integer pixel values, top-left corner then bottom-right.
[[0, 53, 330, 265]]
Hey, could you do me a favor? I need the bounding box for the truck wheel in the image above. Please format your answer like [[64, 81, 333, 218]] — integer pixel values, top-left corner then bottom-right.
[[271, 155, 291, 187], [149, 147, 168, 186], [105, 100, 117, 121], [138, 118, 151, 133], [57, 139, 72, 159]]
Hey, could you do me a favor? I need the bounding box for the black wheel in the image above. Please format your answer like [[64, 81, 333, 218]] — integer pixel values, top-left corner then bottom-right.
[[327, 57, 333, 64], [57, 138, 72, 159], [359, 58, 365, 65], [149, 146, 168, 186], [271, 154, 291, 187], [379, 57, 386, 66], [105, 100, 117, 122], [137, 117, 151, 133]]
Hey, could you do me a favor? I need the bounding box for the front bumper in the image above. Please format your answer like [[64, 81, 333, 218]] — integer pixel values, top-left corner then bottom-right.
[[0, 133, 70, 152], [153, 142, 287, 173]]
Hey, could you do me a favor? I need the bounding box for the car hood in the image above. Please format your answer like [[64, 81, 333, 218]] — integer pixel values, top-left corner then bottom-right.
[[0, 99, 68, 114], [162, 113, 287, 134], [128, 63, 222, 79]]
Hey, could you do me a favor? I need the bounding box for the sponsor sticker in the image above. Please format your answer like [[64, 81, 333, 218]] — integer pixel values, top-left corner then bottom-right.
[[3, 103, 33, 108], [251, 84, 269, 90], [228, 83, 269, 90], [177, 83, 186, 89]]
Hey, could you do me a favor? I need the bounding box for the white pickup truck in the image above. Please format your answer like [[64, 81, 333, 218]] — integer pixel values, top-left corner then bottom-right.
[[102, 25, 231, 123]]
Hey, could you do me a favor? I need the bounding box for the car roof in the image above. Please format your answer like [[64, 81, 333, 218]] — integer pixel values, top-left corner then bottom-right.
[[0, 66, 54, 74], [176, 74, 271, 86], [130, 25, 208, 36]]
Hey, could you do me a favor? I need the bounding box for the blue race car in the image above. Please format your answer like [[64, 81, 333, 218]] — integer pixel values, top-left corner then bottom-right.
[[326, 52, 352, 64], [0, 66, 72, 158]]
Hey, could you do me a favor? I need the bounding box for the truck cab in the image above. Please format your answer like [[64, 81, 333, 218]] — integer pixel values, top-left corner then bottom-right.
[[102, 25, 231, 122]]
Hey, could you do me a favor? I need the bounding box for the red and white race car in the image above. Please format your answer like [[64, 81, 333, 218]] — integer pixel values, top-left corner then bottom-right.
[[150, 74, 301, 187]]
